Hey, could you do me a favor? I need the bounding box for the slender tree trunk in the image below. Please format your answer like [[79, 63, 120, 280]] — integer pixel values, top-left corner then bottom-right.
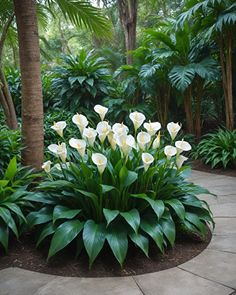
[[117, 0, 138, 64], [183, 87, 194, 134], [218, 34, 234, 130], [0, 14, 18, 129], [13, 0, 44, 169], [194, 80, 204, 141]]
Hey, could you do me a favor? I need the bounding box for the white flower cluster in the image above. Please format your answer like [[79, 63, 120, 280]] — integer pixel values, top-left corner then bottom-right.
[[43, 105, 191, 174]]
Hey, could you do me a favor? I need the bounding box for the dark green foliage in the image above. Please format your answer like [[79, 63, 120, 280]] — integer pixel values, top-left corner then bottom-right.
[[195, 129, 236, 168]]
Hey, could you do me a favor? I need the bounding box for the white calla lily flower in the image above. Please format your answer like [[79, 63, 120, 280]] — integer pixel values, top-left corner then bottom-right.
[[42, 160, 52, 173], [176, 155, 188, 169], [144, 121, 161, 136], [51, 121, 66, 137], [48, 143, 67, 162], [69, 138, 86, 158], [142, 153, 154, 171], [129, 111, 146, 131], [92, 153, 107, 174], [96, 121, 111, 143], [175, 140, 191, 153], [115, 134, 136, 156], [107, 131, 117, 150], [83, 127, 97, 147], [53, 162, 70, 171], [164, 145, 177, 159], [152, 131, 161, 149], [137, 131, 151, 150], [94, 104, 108, 121], [72, 114, 88, 134], [112, 123, 129, 136], [167, 122, 181, 140]]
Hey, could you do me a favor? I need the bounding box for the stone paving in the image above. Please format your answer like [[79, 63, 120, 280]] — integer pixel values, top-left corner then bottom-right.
[[0, 170, 236, 295]]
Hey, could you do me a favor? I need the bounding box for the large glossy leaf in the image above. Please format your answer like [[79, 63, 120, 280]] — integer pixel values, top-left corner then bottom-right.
[[4, 157, 17, 181], [140, 216, 164, 253], [165, 199, 185, 220], [53, 206, 81, 223], [129, 232, 149, 257], [27, 207, 53, 228], [120, 209, 140, 234], [36, 222, 56, 247], [119, 166, 137, 189], [103, 208, 119, 227], [185, 212, 206, 235], [48, 220, 84, 259], [2, 202, 26, 223], [83, 220, 106, 267], [0, 207, 18, 238], [160, 217, 176, 247], [0, 222, 9, 252], [106, 226, 128, 266]]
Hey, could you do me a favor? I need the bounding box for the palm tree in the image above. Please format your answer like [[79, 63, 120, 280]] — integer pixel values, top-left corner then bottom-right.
[[177, 0, 236, 130], [12, 0, 110, 169]]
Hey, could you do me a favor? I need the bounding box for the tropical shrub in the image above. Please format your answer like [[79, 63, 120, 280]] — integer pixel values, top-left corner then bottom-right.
[[51, 50, 113, 111], [0, 157, 38, 252], [0, 126, 21, 177], [27, 106, 214, 267], [195, 129, 236, 168]]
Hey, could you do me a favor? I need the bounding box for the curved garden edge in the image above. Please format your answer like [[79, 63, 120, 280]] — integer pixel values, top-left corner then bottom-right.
[[0, 170, 236, 295]]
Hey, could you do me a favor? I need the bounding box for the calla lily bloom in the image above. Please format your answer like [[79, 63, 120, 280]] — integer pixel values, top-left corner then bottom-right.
[[176, 155, 188, 169], [142, 153, 154, 171], [96, 121, 111, 143], [94, 105, 108, 121], [112, 123, 129, 136], [72, 114, 88, 134], [152, 131, 161, 149], [175, 140, 191, 153], [164, 145, 177, 159], [107, 131, 117, 150], [144, 121, 161, 136], [51, 121, 66, 137], [129, 111, 146, 131], [83, 127, 97, 147], [53, 162, 70, 171], [42, 160, 52, 173], [48, 143, 67, 162], [167, 122, 181, 140], [69, 138, 86, 158], [92, 153, 107, 174], [115, 134, 136, 156], [137, 131, 151, 150]]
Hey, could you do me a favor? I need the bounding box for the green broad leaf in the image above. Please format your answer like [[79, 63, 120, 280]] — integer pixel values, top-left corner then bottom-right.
[[100, 184, 116, 194], [0, 180, 9, 187], [77, 76, 87, 84], [131, 194, 165, 220], [165, 199, 185, 220], [140, 216, 164, 253], [80, 162, 92, 178], [24, 192, 56, 204], [120, 209, 140, 234], [185, 212, 206, 235], [38, 180, 74, 190], [83, 220, 106, 267], [36, 222, 56, 247], [119, 166, 137, 189], [27, 207, 53, 228], [75, 189, 98, 204], [106, 226, 128, 266], [129, 232, 149, 257], [0, 223, 9, 252], [86, 78, 94, 86], [53, 206, 81, 223], [0, 207, 18, 238], [4, 157, 17, 181], [103, 208, 119, 227], [2, 203, 26, 223], [160, 218, 176, 247], [48, 220, 84, 259]]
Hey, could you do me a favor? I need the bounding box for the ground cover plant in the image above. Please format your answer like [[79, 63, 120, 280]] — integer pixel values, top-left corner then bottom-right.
[[26, 106, 214, 267], [195, 129, 236, 168]]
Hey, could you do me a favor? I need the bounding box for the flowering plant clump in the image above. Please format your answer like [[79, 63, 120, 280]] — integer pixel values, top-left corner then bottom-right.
[[27, 105, 214, 267]]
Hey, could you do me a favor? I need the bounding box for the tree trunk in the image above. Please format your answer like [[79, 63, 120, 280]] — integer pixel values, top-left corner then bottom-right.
[[184, 87, 194, 134], [0, 14, 18, 129], [194, 80, 204, 141], [117, 0, 138, 64], [218, 33, 234, 130], [13, 0, 44, 170]]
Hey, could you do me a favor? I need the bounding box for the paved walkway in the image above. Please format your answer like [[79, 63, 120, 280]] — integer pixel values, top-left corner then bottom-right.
[[1, 171, 236, 295]]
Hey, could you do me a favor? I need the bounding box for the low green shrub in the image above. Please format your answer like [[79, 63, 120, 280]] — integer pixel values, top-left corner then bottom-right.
[[0, 157, 39, 252], [27, 108, 214, 267], [195, 129, 236, 168]]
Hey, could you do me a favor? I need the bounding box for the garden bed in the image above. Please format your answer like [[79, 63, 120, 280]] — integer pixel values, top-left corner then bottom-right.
[[0, 230, 211, 277], [192, 160, 236, 177]]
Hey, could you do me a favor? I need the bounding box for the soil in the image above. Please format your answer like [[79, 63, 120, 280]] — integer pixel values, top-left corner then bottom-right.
[[192, 159, 236, 177], [0, 230, 211, 277]]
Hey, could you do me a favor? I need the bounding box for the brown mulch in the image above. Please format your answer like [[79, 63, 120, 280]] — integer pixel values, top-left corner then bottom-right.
[[192, 160, 236, 177], [0, 230, 211, 277]]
